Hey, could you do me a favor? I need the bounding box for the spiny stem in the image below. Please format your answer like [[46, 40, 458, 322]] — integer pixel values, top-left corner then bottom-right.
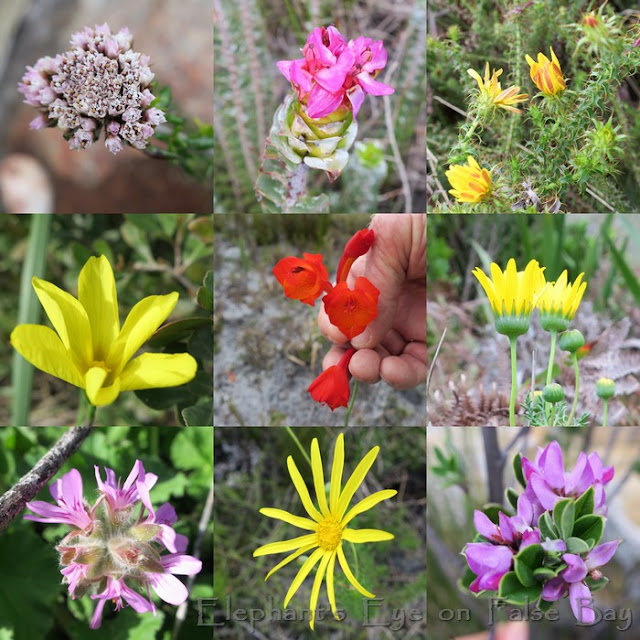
[[568, 354, 580, 424], [344, 380, 359, 428], [509, 337, 518, 427], [285, 426, 312, 469]]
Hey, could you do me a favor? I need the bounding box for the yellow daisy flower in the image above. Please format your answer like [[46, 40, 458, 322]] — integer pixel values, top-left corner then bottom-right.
[[467, 63, 528, 113], [11, 255, 197, 407], [253, 433, 396, 630], [525, 47, 566, 96], [537, 270, 586, 332], [445, 156, 492, 204], [472, 258, 546, 337]]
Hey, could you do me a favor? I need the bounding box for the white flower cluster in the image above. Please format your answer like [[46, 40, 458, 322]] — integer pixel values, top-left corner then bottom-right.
[[19, 24, 166, 154]]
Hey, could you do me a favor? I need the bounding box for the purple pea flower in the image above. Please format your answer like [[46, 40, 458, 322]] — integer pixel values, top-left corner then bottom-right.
[[541, 540, 620, 623], [522, 441, 614, 518], [464, 494, 540, 593]]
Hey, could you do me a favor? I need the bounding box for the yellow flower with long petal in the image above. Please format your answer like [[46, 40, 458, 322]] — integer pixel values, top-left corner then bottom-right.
[[11, 255, 197, 407], [253, 433, 396, 630], [445, 156, 492, 204], [537, 270, 586, 333], [525, 47, 566, 96], [472, 258, 546, 337], [467, 63, 528, 113]]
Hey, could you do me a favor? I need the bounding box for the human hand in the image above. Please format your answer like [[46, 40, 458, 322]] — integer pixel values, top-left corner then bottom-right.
[[318, 214, 426, 389]]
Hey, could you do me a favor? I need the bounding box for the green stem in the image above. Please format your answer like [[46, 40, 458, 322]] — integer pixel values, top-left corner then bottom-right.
[[285, 426, 312, 470], [344, 380, 359, 428], [602, 400, 609, 427], [550, 404, 557, 426], [568, 354, 580, 424], [545, 331, 557, 420], [509, 337, 518, 427], [86, 403, 97, 427]]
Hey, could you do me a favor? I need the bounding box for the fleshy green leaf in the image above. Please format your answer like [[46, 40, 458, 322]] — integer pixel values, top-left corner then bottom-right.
[[513, 544, 544, 587], [572, 515, 605, 546], [553, 498, 575, 539], [498, 571, 542, 605], [538, 511, 559, 540], [566, 537, 591, 554], [512, 452, 526, 488], [575, 486, 595, 519]]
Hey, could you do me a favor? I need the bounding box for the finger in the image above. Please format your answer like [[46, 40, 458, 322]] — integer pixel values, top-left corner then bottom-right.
[[379, 342, 427, 389], [349, 348, 381, 384], [322, 344, 350, 369], [379, 328, 406, 356]]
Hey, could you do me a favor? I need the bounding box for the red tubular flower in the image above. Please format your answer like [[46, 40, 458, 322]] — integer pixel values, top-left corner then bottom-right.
[[335, 228, 375, 283], [323, 277, 379, 339], [272, 253, 331, 305], [307, 347, 355, 410]]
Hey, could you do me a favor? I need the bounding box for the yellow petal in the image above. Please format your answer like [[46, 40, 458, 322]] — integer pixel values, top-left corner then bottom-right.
[[311, 438, 330, 518], [78, 256, 119, 361], [283, 547, 324, 608], [265, 543, 318, 581], [337, 544, 375, 598], [118, 352, 197, 390], [341, 490, 397, 527], [336, 446, 379, 521], [253, 533, 317, 557], [259, 507, 318, 532], [107, 292, 179, 372], [325, 550, 339, 620], [329, 434, 344, 514], [467, 68, 484, 91], [84, 367, 121, 406], [309, 550, 332, 630], [32, 276, 92, 371], [10, 324, 84, 387], [287, 457, 323, 522], [342, 528, 395, 543]]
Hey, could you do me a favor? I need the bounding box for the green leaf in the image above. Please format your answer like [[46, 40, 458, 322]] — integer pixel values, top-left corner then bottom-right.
[[585, 576, 609, 593], [572, 515, 605, 546], [505, 487, 519, 512], [182, 401, 213, 427], [533, 567, 559, 581], [0, 529, 60, 640], [536, 597, 556, 613], [574, 486, 595, 519], [147, 317, 211, 348], [513, 544, 544, 587], [553, 498, 575, 539], [188, 216, 214, 244], [482, 503, 507, 523], [566, 537, 591, 554], [604, 233, 640, 305], [171, 428, 213, 473], [498, 572, 542, 605], [538, 511, 558, 540], [512, 453, 526, 488], [197, 271, 214, 311]]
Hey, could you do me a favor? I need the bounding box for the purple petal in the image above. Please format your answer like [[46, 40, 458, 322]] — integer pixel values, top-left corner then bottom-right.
[[314, 66, 349, 92], [136, 480, 155, 517], [521, 457, 537, 482], [569, 581, 595, 623], [121, 583, 155, 613], [541, 538, 566, 553], [123, 460, 142, 491], [155, 503, 178, 525], [470, 569, 506, 592], [149, 573, 189, 605], [290, 60, 313, 94], [90, 599, 106, 629], [586, 540, 619, 570], [364, 40, 387, 71], [561, 554, 588, 583], [160, 553, 203, 575], [516, 493, 534, 526], [347, 85, 365, 117], [520, 529, 541, 548], [530, 473, 560, 511], [175, 533, 189, 553], [277, 60, 293, 81], [566, 453, 593, 495], [541, 441, 565, 490], [541, 577, 567, 601], [465, 543, 513, 576], [356, 72, 394, 96], [498, 512, 515, 543], [473, 510, 499, 540], [307, 84, 344, 118]]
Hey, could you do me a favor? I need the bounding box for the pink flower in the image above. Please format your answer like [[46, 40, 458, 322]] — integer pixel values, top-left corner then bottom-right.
[[25, 468, 93, 530], [94, 460, 158, 511], [277, 26, 394, 119], [90, 577, 155, 629]]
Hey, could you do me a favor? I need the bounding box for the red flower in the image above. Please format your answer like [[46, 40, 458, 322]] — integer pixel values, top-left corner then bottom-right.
[[323, 277, 379, 339], [307, 348, 355, 410], [335, 228, 375, 283], [272, 253, 331, 305]]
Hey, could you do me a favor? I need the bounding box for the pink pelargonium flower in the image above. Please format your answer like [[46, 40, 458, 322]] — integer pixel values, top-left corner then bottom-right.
[[95, 460, 158, 511], [25, 468, 93, 530], [277, 25, 394, 119], [541, 540, 620, 624], [522, 441, 614, 519]]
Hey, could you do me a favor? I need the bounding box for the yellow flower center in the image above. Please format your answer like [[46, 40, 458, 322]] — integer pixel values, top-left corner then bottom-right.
[[316, 517, 343, 551]]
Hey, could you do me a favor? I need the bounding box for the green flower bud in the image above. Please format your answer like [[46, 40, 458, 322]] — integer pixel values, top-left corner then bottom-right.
[[596, 377, 615, 400], [540, 312, 570, 334], [543, 383, 564, 404], [494, 314, 531, 338], [558, 329, 586, 353]]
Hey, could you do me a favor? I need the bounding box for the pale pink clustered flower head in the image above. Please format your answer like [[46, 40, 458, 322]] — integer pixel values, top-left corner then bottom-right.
[[277, 25, 394, 119], [18, 23, 166, 154], [25, 460, 202, 629]]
